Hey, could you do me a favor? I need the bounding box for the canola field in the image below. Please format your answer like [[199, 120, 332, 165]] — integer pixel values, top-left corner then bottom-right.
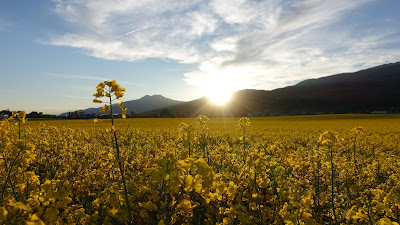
[[1, 114, 400, 224]]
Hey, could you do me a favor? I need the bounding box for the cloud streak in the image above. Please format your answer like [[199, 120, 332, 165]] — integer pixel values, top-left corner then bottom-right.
[[64, 95, 92, 100], [47, 72, 110, 81], [46, 72, 143, 87], [48, 0, 400, 91], [116, 26, 150, 39]]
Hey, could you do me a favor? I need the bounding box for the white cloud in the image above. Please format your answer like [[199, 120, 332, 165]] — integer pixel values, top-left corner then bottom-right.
[[210, 0, 275, 25], [49, 0, 400, 91]]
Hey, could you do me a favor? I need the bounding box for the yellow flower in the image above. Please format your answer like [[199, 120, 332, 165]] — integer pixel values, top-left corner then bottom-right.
[[26, 214, 45, 225], [319, 130, 337, 147], [93, 91, 104, 98], [96, 82, 105, 89], [121, 108, 128, 119], [377, 218, 399, 225], [11, 111, 27, 123], [106, 80, 116, 87], [180, 199, 196, 211], [99, 104, 110, 113], [140, 201, 157, 211], [109, 208, 118, 216], [0, 206, 8, 223], [8, 200, 32, 212], [117, 101, 124, 108], [93, 99, 102, 103], [115, 91, 124, 99], [111, 84, 120, 92], [93, 80, 125, 101], [184, 174, 203, 193], [0, 122, 8, 138], [94, 118, 102, 123]]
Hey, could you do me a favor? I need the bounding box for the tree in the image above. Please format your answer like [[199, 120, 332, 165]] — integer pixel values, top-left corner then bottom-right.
[[160, 108, 172, 118]]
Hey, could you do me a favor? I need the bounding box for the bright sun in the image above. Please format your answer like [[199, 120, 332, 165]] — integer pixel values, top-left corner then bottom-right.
[[207, 88, 232, 105], [197, 71, 246, 105]]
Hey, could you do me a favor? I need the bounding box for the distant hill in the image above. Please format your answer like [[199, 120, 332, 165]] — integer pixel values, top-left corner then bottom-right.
[[60, 62, 400, 118], [59, 95, 184, 116], [167, 62, 400, 117]]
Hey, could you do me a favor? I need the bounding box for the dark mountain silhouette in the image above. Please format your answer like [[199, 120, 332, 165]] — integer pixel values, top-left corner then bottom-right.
[[59, 95, 183, 116], [123, 95, 184, 113], [60, 62, 400, 118], [166, 62, 400, 117]]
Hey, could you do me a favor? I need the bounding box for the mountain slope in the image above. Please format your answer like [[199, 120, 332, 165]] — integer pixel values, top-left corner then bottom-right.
[[266, 62, 400, 114], [60, 62, 400, 117], [123, 95, 184, 113], [60, 95, 184, 116], [168, 62, 400, 117]]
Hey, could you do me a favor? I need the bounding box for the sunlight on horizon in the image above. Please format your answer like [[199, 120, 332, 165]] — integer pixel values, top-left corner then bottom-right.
[[199, 73, 245, 105], [186, 61, 256, 106], [207, 88, 232, 105]]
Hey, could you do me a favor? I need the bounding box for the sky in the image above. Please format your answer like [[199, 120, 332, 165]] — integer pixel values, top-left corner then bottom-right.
[[1, 0, 400, 115]]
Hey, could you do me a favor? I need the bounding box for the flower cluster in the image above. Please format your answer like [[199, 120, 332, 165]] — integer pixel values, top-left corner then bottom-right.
[[93, 80, 125, 100], [1, 112, 400, 224], [93, 80, 127, 118]]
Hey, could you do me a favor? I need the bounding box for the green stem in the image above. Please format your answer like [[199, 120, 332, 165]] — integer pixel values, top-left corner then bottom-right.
[[1, 149, 22, 202], [367, 202, 373, 225], [109, 94, 133, 223], [8, 174, 19, 202]]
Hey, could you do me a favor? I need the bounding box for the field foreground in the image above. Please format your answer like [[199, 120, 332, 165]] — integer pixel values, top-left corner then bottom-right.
[[1, 114, 400, 224]]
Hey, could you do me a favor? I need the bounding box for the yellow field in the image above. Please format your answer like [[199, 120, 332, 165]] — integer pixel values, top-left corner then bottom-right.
[[27, 114, 400, 130], [1, 114, 400, 224]]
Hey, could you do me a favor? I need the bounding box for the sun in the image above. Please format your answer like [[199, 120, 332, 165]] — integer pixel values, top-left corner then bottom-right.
[[207, 88, 232, 105], [204, 80, 237, 105], [196, 71, 246, 105]]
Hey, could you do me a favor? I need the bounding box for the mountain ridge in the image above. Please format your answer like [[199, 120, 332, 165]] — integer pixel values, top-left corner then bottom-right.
[[59, 94, 184, 116], [166, 62, 400, 117], [60, 62, 400, 117]]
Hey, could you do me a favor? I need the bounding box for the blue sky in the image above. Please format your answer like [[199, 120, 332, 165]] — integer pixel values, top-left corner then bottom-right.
[[1, 0, 400, 114]]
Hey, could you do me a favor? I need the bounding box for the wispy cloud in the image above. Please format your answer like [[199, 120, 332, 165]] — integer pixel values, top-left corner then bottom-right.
[[48, 0, 400, 90], [64, 95, 92, 100], [47, 72, 109, 81], [46, 72, 143, 86]]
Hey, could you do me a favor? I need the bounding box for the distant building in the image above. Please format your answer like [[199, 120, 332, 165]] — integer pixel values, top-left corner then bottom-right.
[[0, 110, 12, 119], [371, 111, 388, 114]]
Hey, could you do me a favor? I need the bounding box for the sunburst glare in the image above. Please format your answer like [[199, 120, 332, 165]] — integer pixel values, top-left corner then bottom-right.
[[199, 74, 245, 105], [207, 87, 232, 104]]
